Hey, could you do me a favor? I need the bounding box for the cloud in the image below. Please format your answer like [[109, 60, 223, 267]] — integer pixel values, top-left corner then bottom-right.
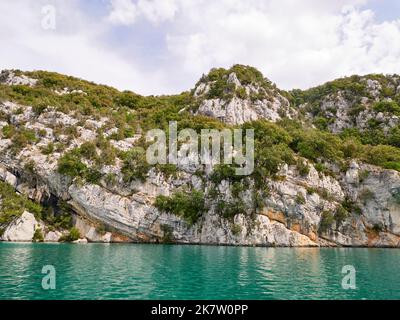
[[1, 0, 400, 95], [108, 0, 138, 25], [108, 0, 179, 25], [165, 0, 400, 90], [0, 0, 172, 94]]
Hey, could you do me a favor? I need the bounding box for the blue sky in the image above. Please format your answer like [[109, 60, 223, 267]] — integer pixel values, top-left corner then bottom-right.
[[1, 0, 400, 95]]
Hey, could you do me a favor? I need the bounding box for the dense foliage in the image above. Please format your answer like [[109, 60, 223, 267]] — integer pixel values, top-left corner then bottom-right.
[[155, 190, 206, 225]]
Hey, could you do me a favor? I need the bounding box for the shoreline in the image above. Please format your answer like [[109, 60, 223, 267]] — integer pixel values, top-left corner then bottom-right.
[[1, 241, 400, 249]]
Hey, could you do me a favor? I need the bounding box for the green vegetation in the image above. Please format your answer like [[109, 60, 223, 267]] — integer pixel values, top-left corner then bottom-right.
[[57, 149, 88, 179], [231, 224, 242, 236], [319, 211, 335, 233], [291, 75, 366, 107], [0, 181, 42, 225], [2, 125, 38, 154], [41, 199, 73, 230], [373, 101, 400, 115], [197, 64, 276, 101], [59, 227, 81, 242], [3, 67, 400, 233], [155, 190, 206, 225], [121, 147, 151, 183], [33, 228, 44, 242]]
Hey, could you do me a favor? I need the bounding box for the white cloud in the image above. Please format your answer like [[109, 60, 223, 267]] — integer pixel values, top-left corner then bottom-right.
[[108, 0, 138, 25], [1, 0, 400, 95], [108, 0, 179, 25], [165, 0, 400, 90], [0, 0, 172, 94]]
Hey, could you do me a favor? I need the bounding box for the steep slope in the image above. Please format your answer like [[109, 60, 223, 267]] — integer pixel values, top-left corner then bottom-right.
[[0, 67, 400, 247]]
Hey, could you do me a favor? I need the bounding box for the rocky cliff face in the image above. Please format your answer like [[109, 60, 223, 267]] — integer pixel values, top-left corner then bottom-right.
[[1, 66, 400, 247], [194, 67, 297, 125]]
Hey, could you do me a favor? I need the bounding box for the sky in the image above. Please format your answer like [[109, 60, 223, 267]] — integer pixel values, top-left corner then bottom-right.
[[1, 0, 400, 95]]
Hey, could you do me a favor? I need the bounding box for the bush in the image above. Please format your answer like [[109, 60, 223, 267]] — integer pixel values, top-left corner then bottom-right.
[[216, 199, 247, 220], [155, 190, 206, 225], [210, 164, 241, 184], [79, 141, 98, 161], [335, 206, 349, 226], [57, 150, 88, 178], [0, 181, 43, 224], [362, 145, 400, 171], [33, 228, 44, 242], [41, 200, 73, 230], [60, 227, 81, 242], [293, 129, 343, 162], [40, 142, 54, 155], [296, 159, 310, 176], [319, 211, 335, 233], [373, 101, 400, 115], [231, 224, 242, 236], [121, 147, 151, 183], [253, 144, 295, 177]]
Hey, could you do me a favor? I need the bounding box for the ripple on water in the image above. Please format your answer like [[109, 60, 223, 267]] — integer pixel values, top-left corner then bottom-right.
[[0, 243, 399, 300]]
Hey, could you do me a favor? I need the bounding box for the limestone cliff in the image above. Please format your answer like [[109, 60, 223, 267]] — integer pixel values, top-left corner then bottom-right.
[[0, 66, 400, 247]]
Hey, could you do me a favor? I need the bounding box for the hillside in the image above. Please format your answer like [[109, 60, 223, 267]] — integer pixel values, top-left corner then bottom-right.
[[0, 65, 400, 247]]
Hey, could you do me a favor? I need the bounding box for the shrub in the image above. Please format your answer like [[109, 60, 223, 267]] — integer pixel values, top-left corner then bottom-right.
[[57, 150, 88, 178], [296, 159, 310, 176], [79, 141, 98, 161], [216, 199, 247, 220], [373, 101, 400, 115], [210, 164, 241, 184], [341, 138, 363, 159], [32, 104, 47, 116], [231, 224, 242, 236], [121, 147, 150, 183], [0, 181, 43, 224], [293, 129, 343, 162], [253, 144, 295, 178], [335, 206, 349, 226], [388, 126, 400, 148], [40, 142, 54, 155], [342, 198, 362, 215], [60, 227, 81, 242], [235, 87, 247, 99], [361, 145, 400, 171], [156, 164, 179, 179], [85, 168, 103, 184], [33, 228, 44, 242], [155, 190, 206, 225], [41, 200, 73, 230], [319, 211, 335, 233]]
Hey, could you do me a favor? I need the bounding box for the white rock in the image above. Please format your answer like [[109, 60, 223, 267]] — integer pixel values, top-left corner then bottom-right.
[[44, 231, 62, 242], [1, 211, 38, 242], [73, 238, 88, 244]]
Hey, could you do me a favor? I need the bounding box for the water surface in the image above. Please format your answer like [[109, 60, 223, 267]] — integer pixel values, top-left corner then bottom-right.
[[0, 243, 399, 300]]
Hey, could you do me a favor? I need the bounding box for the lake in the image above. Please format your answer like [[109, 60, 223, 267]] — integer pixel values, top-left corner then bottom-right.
[[0, 243, 399, 300]]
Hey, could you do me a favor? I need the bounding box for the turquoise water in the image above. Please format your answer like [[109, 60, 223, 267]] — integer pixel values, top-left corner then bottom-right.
[[0, 243, 399, 300]]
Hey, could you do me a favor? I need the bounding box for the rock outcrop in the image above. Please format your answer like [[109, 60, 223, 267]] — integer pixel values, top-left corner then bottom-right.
[[194, 67, 297, 125], [1, 211, 39, 242]]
